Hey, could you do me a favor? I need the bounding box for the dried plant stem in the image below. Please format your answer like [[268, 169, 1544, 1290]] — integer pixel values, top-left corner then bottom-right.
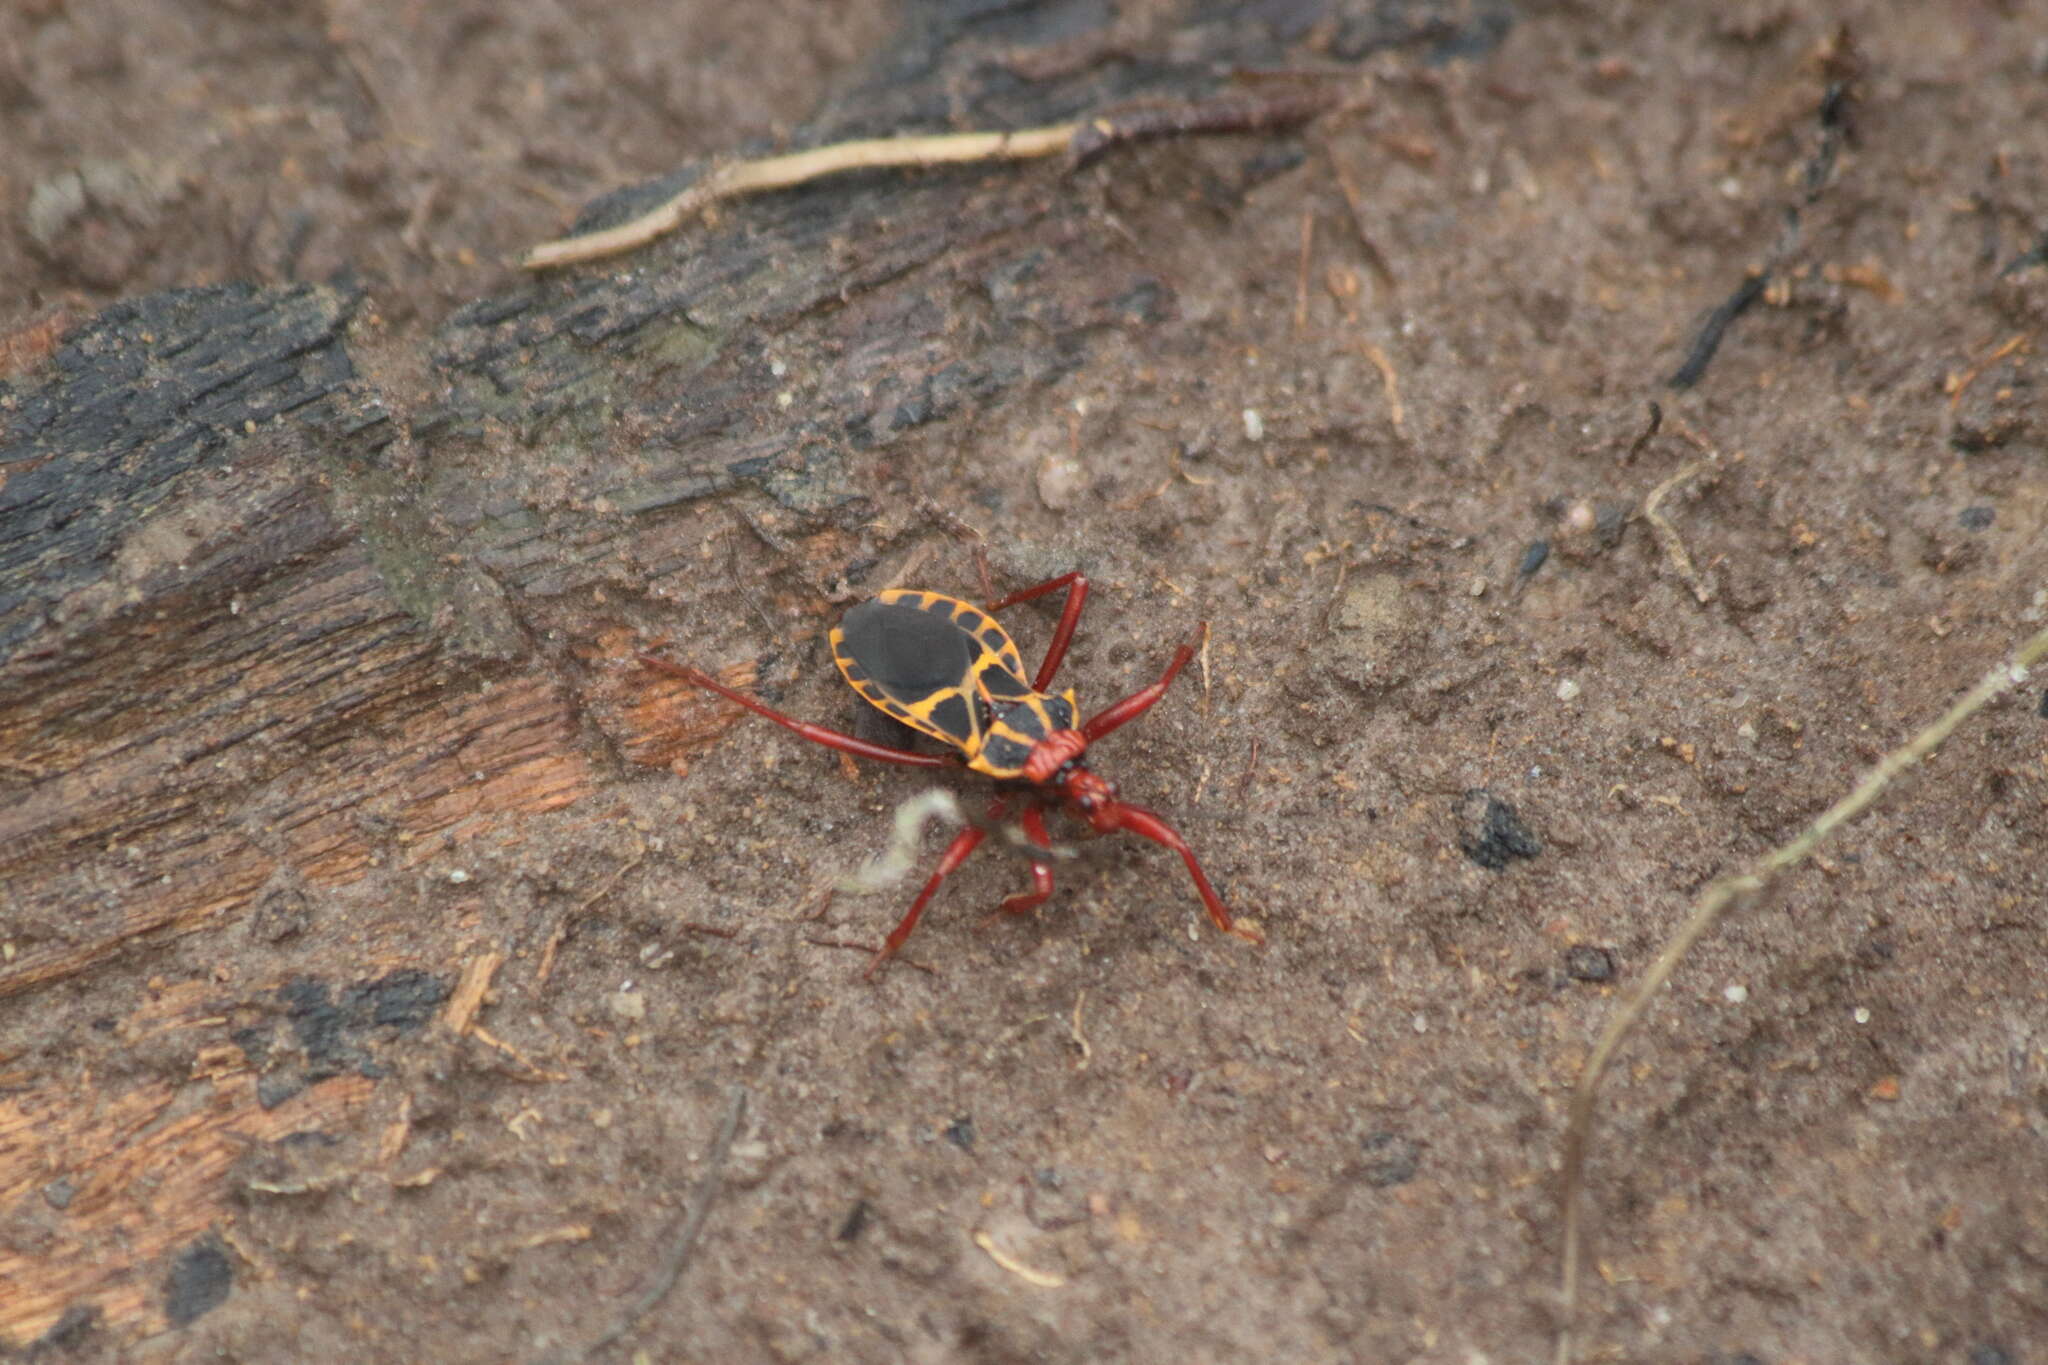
[[523, 89, 1337, 269], [1641, 459, 1714, 605], [555, 1085, 750, 1364], [526, 127, 1074, 268], [1555, 621, 2048, 1365]]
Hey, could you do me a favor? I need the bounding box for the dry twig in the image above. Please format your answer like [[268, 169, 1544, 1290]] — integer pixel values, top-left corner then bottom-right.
[[523, 92, 1336, 269], [972, 1229, 1067, 1287], [1555, 622, 2048, 1365], [803, 937, 939, 976], [1641, 460, 1715, 604], [552, 1086, 750, 1364], [1357, 339, 1404, 435]]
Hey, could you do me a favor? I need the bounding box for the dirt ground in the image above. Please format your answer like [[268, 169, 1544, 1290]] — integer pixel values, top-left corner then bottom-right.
[[4, 1, 2046, 1362]]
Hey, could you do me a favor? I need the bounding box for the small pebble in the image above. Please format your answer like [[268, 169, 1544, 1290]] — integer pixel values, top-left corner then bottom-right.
[[1723, 984, 1748, 1004], [1359, 1132, 1421, 1188], [1556, 679, 1581, 702], [1242, 408, 1264, 441], [1563, 945, 1615, 982], [1036, 453, 1086, 510]]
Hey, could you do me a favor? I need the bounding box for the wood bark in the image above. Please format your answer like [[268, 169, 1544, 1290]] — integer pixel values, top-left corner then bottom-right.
[[0, 0, 1432, 1001], [0, 1, 1494, 1346]]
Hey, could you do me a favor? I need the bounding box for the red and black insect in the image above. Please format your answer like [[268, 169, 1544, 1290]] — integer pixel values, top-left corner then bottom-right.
[[641, 573, 1262, 974]]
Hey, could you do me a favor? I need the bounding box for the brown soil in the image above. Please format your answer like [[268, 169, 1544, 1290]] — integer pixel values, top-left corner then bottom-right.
[[4, 2, 2045, 1363]]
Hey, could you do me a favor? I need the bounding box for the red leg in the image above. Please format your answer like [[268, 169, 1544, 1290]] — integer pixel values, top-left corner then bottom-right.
[[1080, 622, 1206, 742], [867, 798, 1006, 977], [1105, 799, 1262, 945], [985, 573, 1089, 691], [640, 654, 953, 769], [998, 806, 1056, 914]]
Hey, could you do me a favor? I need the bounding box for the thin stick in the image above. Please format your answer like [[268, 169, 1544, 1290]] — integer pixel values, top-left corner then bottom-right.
[[1641, 459, 1714, 604], [1070, 989, 1092, 1068], [1666, 80, 1851, 389], [1625, 400, 1663, 461], [1318, 137, 1397, 297], [1946, 331, 2031, 411], [526, 126, 1075, 268], [803, 936, 939, 976], [470, 1026, 567, 1082], [1293, 210, 1315, 334], [1666, 270, 1766, 391], [1236, 735, 1262, 804], [524, 91, 1336, 269], [561, 1085, 750, 1363], [1555, 622, 2048, 1365], [973, 1228, 1067, 1287], [1358, 339, 1404, 435]]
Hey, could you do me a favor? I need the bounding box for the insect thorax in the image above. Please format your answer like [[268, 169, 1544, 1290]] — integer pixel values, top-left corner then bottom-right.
[[969, 689, 1079, 778]]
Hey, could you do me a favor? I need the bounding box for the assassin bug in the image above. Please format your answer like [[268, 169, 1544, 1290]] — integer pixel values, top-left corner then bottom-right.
[[640, 573, 1262, 975]]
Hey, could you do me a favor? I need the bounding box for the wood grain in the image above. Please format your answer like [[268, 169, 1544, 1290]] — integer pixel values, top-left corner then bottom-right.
[[0, 1066, 376, 1343]]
